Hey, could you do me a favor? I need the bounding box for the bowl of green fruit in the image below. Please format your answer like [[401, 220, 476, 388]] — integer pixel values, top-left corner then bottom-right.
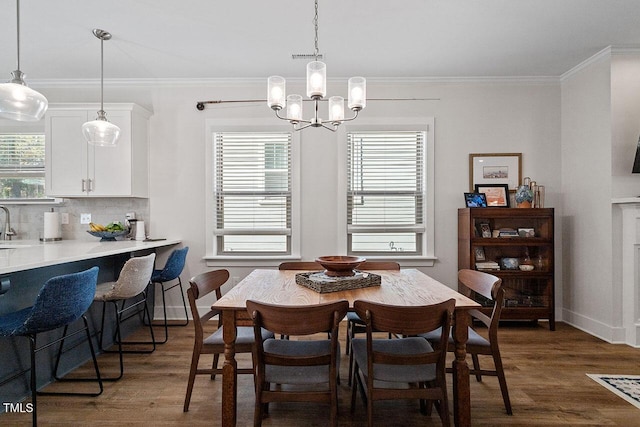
[[87, 222, 128, 241]]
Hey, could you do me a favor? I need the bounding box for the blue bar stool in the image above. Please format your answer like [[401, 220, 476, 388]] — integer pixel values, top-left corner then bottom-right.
[[150, 246, 189, 343], [0, 267, 103, 426]]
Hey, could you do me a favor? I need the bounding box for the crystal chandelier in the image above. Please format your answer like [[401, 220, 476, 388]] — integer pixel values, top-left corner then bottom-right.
[[0, 0, 48, 122], [267, 0, 366, 132], [82, 29, 121, 147]]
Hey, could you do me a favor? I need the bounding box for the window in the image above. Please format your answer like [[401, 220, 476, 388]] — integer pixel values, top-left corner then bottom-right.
[[346, 128, 432, 257], [0, 133, 47, 200], [212, 131, 293, 255]]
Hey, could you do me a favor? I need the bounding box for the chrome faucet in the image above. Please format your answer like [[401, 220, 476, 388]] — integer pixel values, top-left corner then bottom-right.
[[0, 206, 16, 240]]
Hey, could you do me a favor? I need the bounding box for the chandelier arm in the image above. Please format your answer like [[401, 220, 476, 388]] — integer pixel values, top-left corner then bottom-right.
[[320, 123, 339, 132], [294, 122, 315, 132], [274, 108, 311, 124]]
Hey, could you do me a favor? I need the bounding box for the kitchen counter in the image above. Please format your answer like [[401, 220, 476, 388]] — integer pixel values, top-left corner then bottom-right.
[[0, 237, 182, 406], [0, 238, 181, 275]]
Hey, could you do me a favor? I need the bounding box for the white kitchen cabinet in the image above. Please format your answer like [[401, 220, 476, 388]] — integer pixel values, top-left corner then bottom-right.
[[45, 103, 151, 197]]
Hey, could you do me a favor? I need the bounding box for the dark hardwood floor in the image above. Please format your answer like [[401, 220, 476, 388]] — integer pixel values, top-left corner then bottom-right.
[[2, 321, 640, 426]]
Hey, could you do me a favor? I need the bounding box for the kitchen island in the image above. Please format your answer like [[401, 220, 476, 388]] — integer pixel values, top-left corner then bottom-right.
[[0, 238, 181, 407]]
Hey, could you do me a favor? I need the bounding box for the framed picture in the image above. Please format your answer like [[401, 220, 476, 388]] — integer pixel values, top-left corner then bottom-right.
[[469, 153, 522, 192], [474, 246, 486, 261], [478, 223, 492, 238], [464, 192, 487, 208], [475, 184, 510, 208]]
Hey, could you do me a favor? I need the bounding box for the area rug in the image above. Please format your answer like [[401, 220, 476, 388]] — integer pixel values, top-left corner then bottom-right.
[[587, 374, 640, 409]]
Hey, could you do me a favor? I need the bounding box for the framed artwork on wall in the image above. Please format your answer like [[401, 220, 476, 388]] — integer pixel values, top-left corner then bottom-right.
[[474, 184, 510, 207], [469, 153, 522, 192]]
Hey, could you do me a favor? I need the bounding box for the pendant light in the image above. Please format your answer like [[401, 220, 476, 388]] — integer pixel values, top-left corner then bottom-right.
[[0, 0, 48, 122], [82, 29, 120, 147]]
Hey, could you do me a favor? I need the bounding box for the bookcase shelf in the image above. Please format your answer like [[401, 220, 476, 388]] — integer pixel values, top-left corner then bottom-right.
[[458, 207, 555, 330]]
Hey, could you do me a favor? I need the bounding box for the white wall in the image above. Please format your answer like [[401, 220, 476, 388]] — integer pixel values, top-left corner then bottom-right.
[[560, 53, 615, 337], [17, 79, 562, 318]]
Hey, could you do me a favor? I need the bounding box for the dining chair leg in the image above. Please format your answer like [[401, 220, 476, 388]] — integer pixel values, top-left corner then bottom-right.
[[472, 353, 482, 382], [211, 353, 220, 380], [183, 344, 200, 412], [492, 349, 512, 415]]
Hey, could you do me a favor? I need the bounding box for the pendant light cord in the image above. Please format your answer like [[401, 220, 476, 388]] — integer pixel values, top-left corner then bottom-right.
[[100, 35, 104, 113], [15, 0, 21, 70]]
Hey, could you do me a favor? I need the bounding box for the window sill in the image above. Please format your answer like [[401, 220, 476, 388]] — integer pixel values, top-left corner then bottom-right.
[[204, 255, 437, 268], [204, 254, 302, 268]]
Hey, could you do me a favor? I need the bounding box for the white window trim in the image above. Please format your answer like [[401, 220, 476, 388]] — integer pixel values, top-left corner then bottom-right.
[[0, 130, 62, 205], [336, 117, 436, 266], [204, 119, 301, 267]]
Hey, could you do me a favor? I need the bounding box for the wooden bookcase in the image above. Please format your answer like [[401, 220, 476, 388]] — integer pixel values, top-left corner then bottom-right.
[[458, 207, 555, 330]]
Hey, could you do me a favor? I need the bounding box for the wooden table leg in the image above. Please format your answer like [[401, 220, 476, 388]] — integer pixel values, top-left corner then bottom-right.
[[452, 309, 471, 427], [221, 310, 238, 427]]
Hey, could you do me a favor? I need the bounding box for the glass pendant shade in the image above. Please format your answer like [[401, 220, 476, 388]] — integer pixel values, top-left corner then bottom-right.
[[328, 96, 344, 122], [0, 77, 48, 121], [348, 76, 366, 111], [286, 94, 303, 122], [82, 113, 120, 147], [306, 61, 326, 98], [267, 76, 286, 110]]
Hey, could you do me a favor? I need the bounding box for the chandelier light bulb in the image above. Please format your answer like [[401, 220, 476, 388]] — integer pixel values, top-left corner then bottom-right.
[[287, 94, 303, 122], [328, 96, 344, 122], [267, 76, 286, 110], [348, 76, 366, 111], [306, 61, 326, 99]]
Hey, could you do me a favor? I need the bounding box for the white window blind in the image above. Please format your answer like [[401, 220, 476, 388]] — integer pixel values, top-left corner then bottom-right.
[[0, 133, 47, 199], [214, 132, 292, 254], [347, 131, 426, 254]]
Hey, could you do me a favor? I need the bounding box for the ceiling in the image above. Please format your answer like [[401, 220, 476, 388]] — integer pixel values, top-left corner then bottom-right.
[[1, 0, 640, 84]]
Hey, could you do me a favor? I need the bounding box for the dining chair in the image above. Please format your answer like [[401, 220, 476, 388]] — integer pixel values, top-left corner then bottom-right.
[[350, 298, 455, 427], [420, 269, 512, 415], [94, 253, 156, 381], [277, 261, 322, 270], [247, 299, 349, 427], [183, 269, 273, 412], [150, 246, 189, 344], [0, 267, 102, 426], [346, 261, 400, 385]]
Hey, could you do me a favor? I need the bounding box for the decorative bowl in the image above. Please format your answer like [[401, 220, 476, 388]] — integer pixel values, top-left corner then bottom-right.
[[500, 257, 519, 270], [87, 230, 129, 241], [519, 264, 534, 271], [315, 256, 366, 277]]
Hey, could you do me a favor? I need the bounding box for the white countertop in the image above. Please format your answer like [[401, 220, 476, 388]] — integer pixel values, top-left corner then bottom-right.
[[0, 239, 181, 275]]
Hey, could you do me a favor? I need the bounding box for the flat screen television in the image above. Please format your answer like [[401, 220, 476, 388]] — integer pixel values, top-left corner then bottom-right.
[[633, 135, 640, 173]]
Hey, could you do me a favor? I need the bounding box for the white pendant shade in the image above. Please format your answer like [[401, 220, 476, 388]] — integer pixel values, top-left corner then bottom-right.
[[0, 80, 48, 121], [82, 117, 121, 147]]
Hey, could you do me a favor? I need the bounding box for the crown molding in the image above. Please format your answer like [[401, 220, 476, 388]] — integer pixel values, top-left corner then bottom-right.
[[560, 45, 640, 82], [560, 47, 612, 82]]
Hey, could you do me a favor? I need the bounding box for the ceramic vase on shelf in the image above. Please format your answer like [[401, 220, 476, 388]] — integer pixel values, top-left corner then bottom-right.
[[515, 177, 534, 208]]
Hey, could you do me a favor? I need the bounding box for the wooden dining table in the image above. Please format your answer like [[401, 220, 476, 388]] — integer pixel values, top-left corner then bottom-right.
[[212, 268, 480, 427]]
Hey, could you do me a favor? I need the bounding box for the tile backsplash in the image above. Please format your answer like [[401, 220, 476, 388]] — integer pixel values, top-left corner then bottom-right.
[[0, 198, 149, 241]]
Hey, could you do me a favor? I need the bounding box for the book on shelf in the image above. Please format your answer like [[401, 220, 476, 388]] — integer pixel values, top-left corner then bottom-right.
[[498, 228, 519, 237], [475, 261, 500, 271]]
